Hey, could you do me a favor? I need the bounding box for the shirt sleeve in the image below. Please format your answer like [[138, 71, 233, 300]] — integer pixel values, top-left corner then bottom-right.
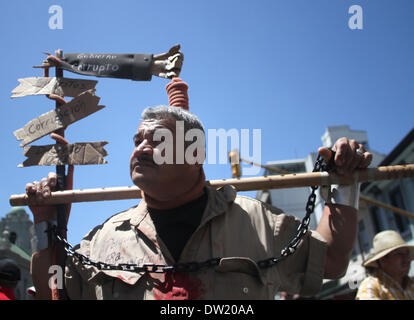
[[273, 213, 327, 297], [355, 277, 381, 300], [65, 255, 83, 299]]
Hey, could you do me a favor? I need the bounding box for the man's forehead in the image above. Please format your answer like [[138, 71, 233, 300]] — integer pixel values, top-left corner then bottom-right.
[[136, 118, 176, 132]]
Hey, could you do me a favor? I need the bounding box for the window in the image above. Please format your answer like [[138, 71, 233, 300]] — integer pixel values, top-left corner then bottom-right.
[[350, 245, 358, 260], [389, 186, 412, 239], [358, 220, 370, 253], [369, 206, 382, 234]]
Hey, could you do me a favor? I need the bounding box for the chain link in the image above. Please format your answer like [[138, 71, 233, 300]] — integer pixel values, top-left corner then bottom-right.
[[54, 231, 222, 273], [52, 154, 333, 274], [257, 153, 334, 268]]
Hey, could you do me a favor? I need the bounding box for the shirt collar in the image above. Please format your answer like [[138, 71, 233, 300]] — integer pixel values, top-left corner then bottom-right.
[[110, 185, 238, 229], [200, 185, 237, 225], [376, 268, 414, 290]]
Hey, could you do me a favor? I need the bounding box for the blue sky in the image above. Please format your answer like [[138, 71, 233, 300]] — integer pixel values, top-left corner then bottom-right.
[[0, 0, 413, 244]]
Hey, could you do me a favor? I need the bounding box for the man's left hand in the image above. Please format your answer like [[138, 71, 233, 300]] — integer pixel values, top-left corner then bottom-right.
[[318, 137, 373, 176]]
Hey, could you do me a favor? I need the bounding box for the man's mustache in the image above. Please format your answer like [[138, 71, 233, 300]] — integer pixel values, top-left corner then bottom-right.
[[131, 155, 158, 167]]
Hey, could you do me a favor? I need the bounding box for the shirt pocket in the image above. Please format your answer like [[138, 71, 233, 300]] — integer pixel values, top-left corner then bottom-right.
[[213, 257, 275, 300], [93, 270, 147, 300]]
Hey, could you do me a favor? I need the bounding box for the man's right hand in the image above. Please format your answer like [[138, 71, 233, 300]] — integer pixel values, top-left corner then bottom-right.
[[25, 172, 59, 224]]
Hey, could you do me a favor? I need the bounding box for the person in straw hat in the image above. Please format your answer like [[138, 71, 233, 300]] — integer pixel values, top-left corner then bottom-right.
[[356, 230, 414, 300]]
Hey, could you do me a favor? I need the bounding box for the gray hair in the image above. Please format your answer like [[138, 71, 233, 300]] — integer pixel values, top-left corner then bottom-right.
[[141, 105, 205, 133]]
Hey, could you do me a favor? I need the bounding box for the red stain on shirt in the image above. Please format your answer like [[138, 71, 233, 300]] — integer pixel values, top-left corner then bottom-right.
[[153, 272, 205, 300]]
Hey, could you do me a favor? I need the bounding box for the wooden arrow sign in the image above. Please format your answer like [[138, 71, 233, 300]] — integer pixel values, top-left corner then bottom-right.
[[11, 77, 97, 98], [13, 90, 105, 147], [18, 141, 108, 167]]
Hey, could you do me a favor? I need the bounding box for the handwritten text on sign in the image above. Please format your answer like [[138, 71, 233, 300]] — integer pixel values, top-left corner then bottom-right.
[[14, 90, 105, 147], [11, 77, 97, 98], [60, 53, 153, 81]]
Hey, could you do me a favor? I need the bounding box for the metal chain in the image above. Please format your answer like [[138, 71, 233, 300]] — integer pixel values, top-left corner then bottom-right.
[[257, 153, 334, 268], [54, 231, 221, 273], [52, 153, 334, 274]]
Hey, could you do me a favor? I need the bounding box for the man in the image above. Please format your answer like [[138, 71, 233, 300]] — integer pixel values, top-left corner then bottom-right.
[[356, 230, 414, 300], [0, 258, 21, 300], [27, 106, 372, 300]]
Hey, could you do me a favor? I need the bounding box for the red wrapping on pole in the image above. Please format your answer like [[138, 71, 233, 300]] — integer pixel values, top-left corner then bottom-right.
[[166, 77, 189, 110]]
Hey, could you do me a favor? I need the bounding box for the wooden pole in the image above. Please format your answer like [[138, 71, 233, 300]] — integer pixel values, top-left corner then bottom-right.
[[359, 195, 414, 220], [52, 49, 67, 300], [10, 163, 414, 206], [241, 157, 414, 219]]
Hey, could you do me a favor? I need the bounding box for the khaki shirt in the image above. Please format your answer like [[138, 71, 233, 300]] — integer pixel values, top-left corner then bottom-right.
[[65, 185, 327, 300]]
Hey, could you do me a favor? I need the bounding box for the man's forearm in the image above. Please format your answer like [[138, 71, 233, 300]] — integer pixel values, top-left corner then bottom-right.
[[31, 210, 63, 299], [31, 248, 54, 299], [316, 204, 358, 278]]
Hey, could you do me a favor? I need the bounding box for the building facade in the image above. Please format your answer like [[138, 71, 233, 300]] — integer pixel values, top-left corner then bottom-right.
[[0, 207, 34, 300]]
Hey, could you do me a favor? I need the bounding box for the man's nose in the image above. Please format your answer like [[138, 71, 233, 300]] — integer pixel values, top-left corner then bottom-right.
[[133, 139, 153, 156]]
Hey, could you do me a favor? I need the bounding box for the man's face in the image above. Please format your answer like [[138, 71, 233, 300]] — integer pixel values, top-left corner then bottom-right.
[[380, 247, 411, 278], [129, 118, 198, 191]]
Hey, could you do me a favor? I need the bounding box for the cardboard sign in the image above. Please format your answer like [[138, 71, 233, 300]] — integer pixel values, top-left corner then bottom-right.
[[19, 142, 108, 167], [11, 77, 97, 98], [60, 53, 153, 81], [14, 90, 105, 147]]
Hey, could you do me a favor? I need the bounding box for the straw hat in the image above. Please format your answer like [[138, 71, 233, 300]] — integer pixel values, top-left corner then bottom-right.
[[363, 230, 414, 268]]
